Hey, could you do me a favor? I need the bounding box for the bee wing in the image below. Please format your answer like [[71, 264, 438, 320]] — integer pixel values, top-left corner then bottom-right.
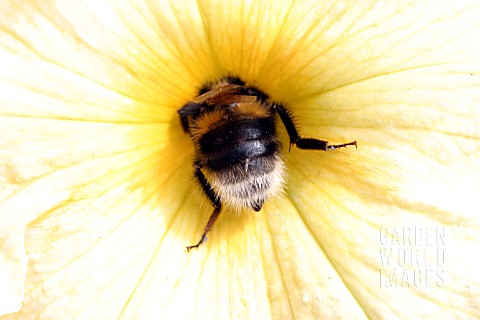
[[193, 84, 257, 105]]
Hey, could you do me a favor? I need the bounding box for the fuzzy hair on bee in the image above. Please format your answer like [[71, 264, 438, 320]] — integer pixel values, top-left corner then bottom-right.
[[178, 76, 356, 251]]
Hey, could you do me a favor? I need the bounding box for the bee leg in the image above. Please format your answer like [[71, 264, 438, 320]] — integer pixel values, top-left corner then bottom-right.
[[186, 206, 222, 252], [273, 103, 356, 151], [186, 162, 222, 252], [177, 102, 202, 133]]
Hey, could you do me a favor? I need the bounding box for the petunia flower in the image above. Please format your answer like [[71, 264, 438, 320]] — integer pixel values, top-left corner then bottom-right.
[[1, 1, 480, 319]]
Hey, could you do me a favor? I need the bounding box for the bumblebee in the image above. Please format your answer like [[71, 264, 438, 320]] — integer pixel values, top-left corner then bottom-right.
[[178, 77, 356, 251]]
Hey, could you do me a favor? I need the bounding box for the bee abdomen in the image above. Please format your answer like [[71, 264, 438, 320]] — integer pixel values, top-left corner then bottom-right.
[[199, 117, 280, 171], [209, 156, 285, 211]]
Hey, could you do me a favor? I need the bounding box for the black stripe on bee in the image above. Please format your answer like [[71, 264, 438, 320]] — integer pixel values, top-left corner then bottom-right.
[[199, 117, 276, 154]]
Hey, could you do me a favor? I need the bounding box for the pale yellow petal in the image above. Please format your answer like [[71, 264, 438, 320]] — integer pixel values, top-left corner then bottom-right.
[[0, 222, 27, 315], [0, 117, 180, 316], [275, 1, 480, 319], [196, 0, 293, 82], [1, 0, 480, 319], [0, 0, 189, 316]]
